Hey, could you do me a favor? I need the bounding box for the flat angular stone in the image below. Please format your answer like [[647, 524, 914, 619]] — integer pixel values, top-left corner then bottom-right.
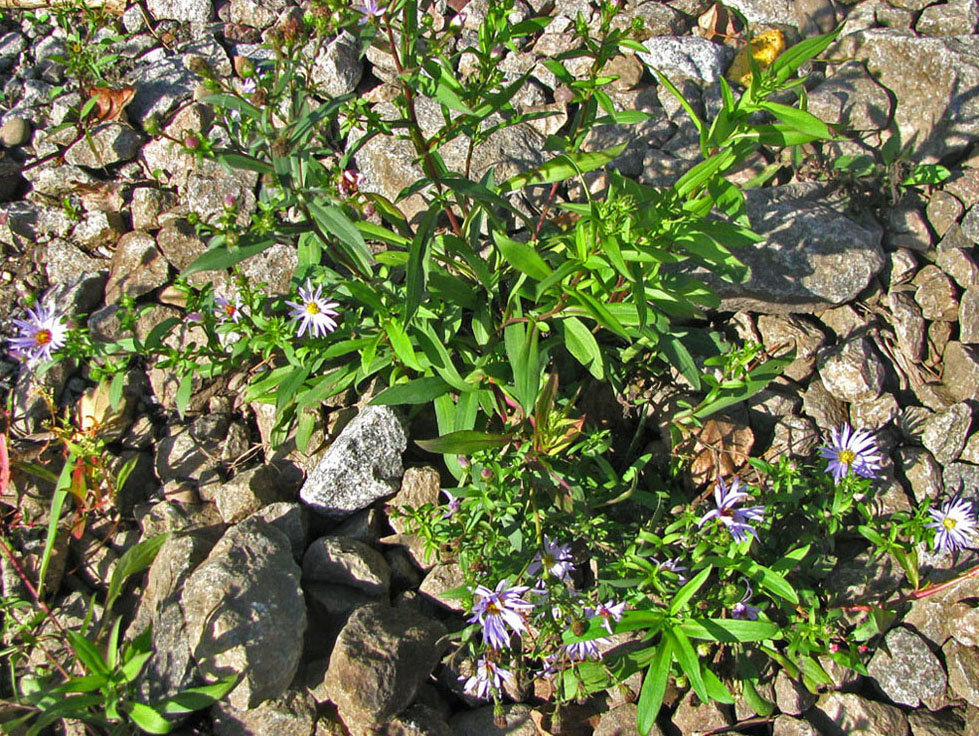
[[887, 289, 926, 361], [942, 342, 979, 401], [921, 403, 972, 465], [960, 288, 979, 343], [817, 337, 886, 402], [810, 692, 909, 736], [914, 265, 959, 321], [105, 231, 168, 303], [299, 406, 407, 518], [636, 36, 732, 83], [897, 447, 943, 503], [302, 536, 390, 596], [945, 639, 979, 707], [937, 248, 979, 289], [756, 314, 826, 382], [867, 627, 947, 707], [926, 191, 964, 237]]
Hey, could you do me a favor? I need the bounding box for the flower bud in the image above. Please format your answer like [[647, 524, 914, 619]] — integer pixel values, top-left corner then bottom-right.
[[233, 55, 255, 78], [184, 134, 201, 150], [185, 55, 215, 78], [143, 114, 160, 137], [571, 619, 587, 636]]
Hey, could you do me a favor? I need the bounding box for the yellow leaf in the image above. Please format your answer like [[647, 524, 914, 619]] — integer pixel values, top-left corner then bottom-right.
[[726, 29, 786, 87]]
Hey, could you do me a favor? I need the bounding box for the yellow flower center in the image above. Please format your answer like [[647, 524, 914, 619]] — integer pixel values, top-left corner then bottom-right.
[[486, 602, 501, 615], [224, 304, 237, 317], [542, 553, 555, 568], [34, 329, 52, 346], [943, 517, 958, 531], [838, 449, 856, 466], [305, 301, 321, 315]]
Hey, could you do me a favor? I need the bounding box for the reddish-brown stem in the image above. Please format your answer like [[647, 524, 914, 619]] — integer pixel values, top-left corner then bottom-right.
[[841, 562, 979, 613], [533, 182, 562, 240]]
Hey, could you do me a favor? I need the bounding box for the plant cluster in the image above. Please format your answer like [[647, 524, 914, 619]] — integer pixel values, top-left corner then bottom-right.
[[4, 0, 979, 734]]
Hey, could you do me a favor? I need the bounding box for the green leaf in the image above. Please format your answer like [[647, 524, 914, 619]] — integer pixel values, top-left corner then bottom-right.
[[669, 565, 712, 616], [660, 334, 700, 391], [498, 143, 628, 193], [668, 626, 708, 703], [703, 667, 735, 704], [771, 544, 811, 574], [105, 533, 169, 614], [770, 26, 842, 85], [215, 151, 274, 175], [308, 201, 374, 277], [758, 101, 834, 140], [38, 456, 73, 598], [405, 207, 438, 323], [127, 703, 172, 734], [562, 316, 604, 379], [680, 617, 780, 643], [493, 231, 552, 281], [154, 675, 239, 716], [505, 321, 541, 415], [175, 373, 193, 420], [415, 430, 511, 454], [371, 377, 453, 405], [385, 320, 422, 371], [637, 636, 673, 735], [182, 236, 274, 275], [66, 631, 109, 677]]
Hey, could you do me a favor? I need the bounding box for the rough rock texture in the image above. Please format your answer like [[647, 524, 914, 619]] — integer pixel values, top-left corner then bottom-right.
[[181, 518, 306, 709], [299, 406, 407, 517], [810, 692, 909, 735], [449, 704, 540, 736], [699, 186, 885, 314], [817, 337, 886, 402], [211, 688, 317, 736], [833, 31, 979, 162], [867, 627, 947, 707], [323, 603, 447, 734], [636, 36, 732, 82], [944, 639, 979, 707], [302, 536, 391, 596]]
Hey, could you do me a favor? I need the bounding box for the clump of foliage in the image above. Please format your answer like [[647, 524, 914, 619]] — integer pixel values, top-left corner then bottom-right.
[[5, 1, 977, 733]]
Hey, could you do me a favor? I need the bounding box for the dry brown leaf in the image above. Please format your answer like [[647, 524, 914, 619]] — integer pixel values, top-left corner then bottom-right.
[[686, 417, 755, 485], [726, 29, 786, 87], [696, 3, 742, 42], [86, 85, 137, 124]]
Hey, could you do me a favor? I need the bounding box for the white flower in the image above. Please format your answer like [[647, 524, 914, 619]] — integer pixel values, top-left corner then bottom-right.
[[285, 279, 340, 338]]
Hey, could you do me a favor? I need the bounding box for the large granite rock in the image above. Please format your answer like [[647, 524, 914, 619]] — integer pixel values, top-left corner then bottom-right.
[[299, 406, 407, 517], [180, 517, 306, 709], [696, 185, 885, 314], [833, 31, 979, 162], [867, 627, 947, 707]]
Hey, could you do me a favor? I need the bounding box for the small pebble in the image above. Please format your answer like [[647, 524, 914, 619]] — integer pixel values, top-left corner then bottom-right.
[[0, 117, 30, 147]]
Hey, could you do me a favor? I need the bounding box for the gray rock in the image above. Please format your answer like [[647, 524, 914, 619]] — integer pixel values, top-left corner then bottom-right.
[[949, 602, 979, 647], [769, 415, 821, 459], [147, 0, 213, 22], [64, 124, 143, 167], [246, 501, 308, 561], [0, 32, 26, 72], [155, 425, 222, 488], [897, 447, 943, 503], [833, 31, 979, 162], [963, 205, 979, 243], [185, 163, 258, 227], [383, 704, 454, 736], [774, 670, 816, 716], [937, 248, 979, 289], [807, 61, 892, 130], [0, 116, 30, 146], [449, 704, 539, 736], [594, 703, 654, 736], [672, 689, 732, 735], [772, 715, 819, 736], [810, 692, 909, 735], [105, 231, 169, 303], [181, 517, 306, 709], [44, 237, 107, 287], [310, 32, 363, 97], [701, 186, 885, 314], [746, 385, 802, 433], [926, 191, 964, 237], [921, 403, 972, 465], [636, 36, 731, 83], [131, 187, 179, 231], [827, 550, 903, 604], [129, 530, 219, 703], [302, 536, 390, 596], [889, 249, 918, 288], [387, 466, 442, 535], [942, 463, 979, 501], [961, 433, 979, 464], [942, 342, 979, 401], [850, 393, 898, 431], [802, 377, 849, 432], [229, 0, 285, 28], [944, 639, 979, 707], [886, 194, 933, 251], [212, 688, 316, 736], [299, 406, 407, 517], [887, 290, 926, 361], [756, 314, 826, 381], [867, 627, 947, 707], [817, 337, 886, 403], [914, 265, 959, 321], [916, 0, 978, 36], [418, 562, 466, 612], [214, 466, 284, 524], [324, 603, 446, 733], [907, 708, 969, 736], [332, 507, 386, 546], [960, 288, 979, 343]]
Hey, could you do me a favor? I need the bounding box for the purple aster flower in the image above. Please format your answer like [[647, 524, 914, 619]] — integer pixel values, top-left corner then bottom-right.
[[653, 556, 688, 582], [441, 489, 461, 519], [285, 279, 340, 338], [565, 634, 610, 662], [926, 495, 977, 554], [354, 0, 383, 23], [240, 77, 257, 95], [468, 580, 534, 650], [527, 536, 574, 582], [585, 600, 626, 635], [819, 423, 882, 484], [731, 583, 760, 620], [461, 656, 513, 700], [698, 476, 765, 544], [215, 295, 243, 324], [9, 301, 67, 365]]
